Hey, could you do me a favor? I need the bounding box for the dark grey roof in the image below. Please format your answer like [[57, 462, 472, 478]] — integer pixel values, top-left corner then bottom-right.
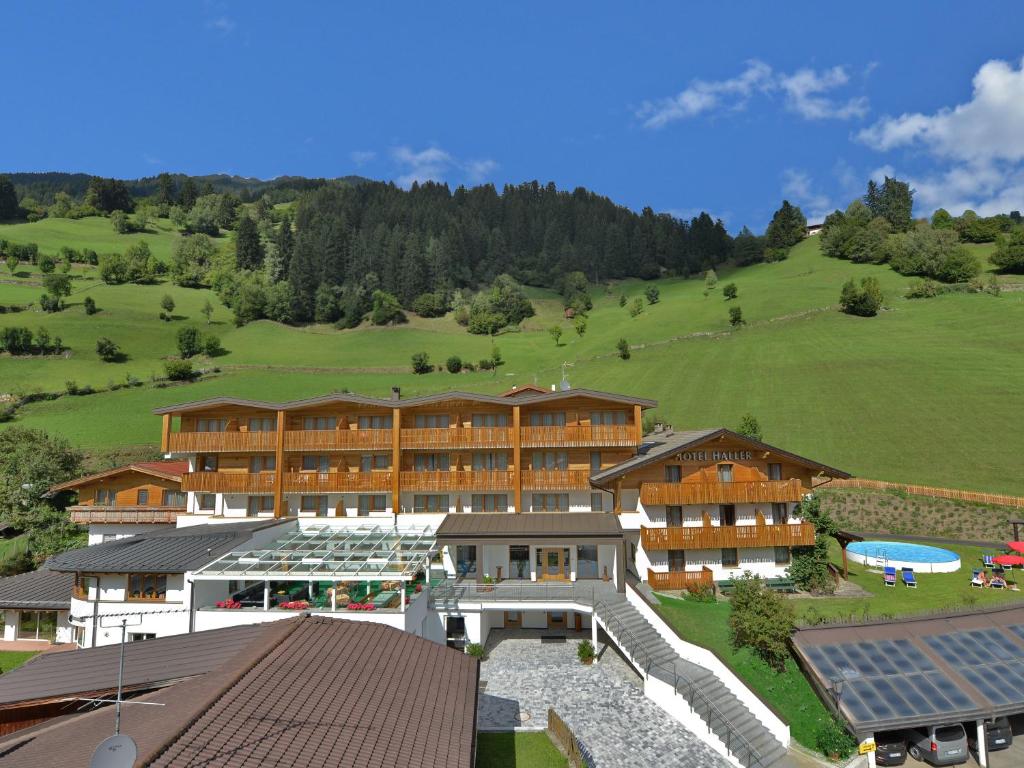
[[0, 569, 73, 610], [437, 512, 622, 539], [590, 427, 850, 484], [45, 519, 291, 574], [0, 623, 270, 706]]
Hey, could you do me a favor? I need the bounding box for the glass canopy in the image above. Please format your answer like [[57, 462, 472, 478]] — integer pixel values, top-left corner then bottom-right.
[[192, 524, 437, 581]]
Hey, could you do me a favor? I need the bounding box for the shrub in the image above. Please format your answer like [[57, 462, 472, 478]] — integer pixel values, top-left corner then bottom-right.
[[618, 294, 627, 307], [644, 285, 660, 304], [991, 229, 1024, 272], [728, 573, 794, 671], [160, 294, 176, 316], [202, 335, 223, 357], [411, 351, 432, 374], [815, 718, 856, 759], [39, 293, 63, 313], [839, 277, 883, 317], [616, 338, 630, 360], [411, 291, 449, 317], [629, 297, 644, 317], [445, 355, 463, 374], [728, 306, 744, 326], [95, 337, 121, 362], [684, 582, 716, 603], [478, 358, 494, 370], [905, 278, 941, 299], [176, 326, 203, 358], [164, 359, 195, 381], [722, 282, 738, 300], [83, 296, 97, 315], [0, 326, 34, 355], [370, 290, 406, 325], [465, 642, 486, 659], [577, 639, 595, 663], [736, 414, 762, 441]]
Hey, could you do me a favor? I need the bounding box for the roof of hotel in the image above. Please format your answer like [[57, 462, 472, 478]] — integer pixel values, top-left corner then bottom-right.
[[48, 461, 189, 494], [45, 519, 290, 574], [589, 427, 851, 483], [0, 569, 73, 610], [436, 512, 623, 539], [0, 616, 479, 768], [151, 387, 657, 414]]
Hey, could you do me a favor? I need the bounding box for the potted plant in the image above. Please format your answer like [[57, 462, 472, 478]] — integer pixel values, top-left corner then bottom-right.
[[466, 642, 485, 660], [577, 639, 595, 665], [480, 574, 494, 592]]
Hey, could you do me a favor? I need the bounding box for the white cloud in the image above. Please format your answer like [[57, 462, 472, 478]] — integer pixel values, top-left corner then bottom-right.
[[206, 16, 236, 34], [350, 150, 377, 167], [637, 60, 867, 128], [464, 159, 499, 184], [390, 146, 498, 188], [781, 169, 832, 222]]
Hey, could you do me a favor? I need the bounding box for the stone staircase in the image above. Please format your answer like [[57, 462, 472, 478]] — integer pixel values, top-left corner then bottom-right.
[[595, 598, 788, 768]]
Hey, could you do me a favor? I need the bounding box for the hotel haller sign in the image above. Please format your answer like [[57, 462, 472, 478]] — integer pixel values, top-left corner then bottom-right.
[[678, 450, 754, 462]]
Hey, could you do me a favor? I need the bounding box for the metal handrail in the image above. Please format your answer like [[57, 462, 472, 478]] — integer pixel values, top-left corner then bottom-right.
[[431, 578, 596, 605]]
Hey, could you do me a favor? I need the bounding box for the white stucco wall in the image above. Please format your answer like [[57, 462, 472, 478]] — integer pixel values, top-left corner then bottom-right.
[[87, 524, 156, 545], [1, 609, 73, 644]]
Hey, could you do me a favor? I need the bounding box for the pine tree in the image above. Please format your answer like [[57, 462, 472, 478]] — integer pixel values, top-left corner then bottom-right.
[[235, 215, 265, 271], [179, 178, 198, 211]]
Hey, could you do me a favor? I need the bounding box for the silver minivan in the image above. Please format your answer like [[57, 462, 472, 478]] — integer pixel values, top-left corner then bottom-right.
[[905, 724, 968, 766]]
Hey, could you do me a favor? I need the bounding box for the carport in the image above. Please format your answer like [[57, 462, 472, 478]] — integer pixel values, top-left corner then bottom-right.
[[792, 604, 1024, 768]]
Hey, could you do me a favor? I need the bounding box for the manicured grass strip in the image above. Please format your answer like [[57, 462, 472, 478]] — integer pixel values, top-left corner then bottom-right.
[[0, 651, 39, 674], [476, 732, 568, 768]]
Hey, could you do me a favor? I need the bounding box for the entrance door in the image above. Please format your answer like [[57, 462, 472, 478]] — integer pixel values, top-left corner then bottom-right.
[[539, 548, 569, 581], [548, 611, 567, 629], [720, 504, 736, 526], [504, 611, 522, 629]]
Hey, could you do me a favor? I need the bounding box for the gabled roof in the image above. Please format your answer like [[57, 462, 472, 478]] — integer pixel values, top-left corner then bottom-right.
[[0, 616, 479, 768], [501, 384, 550, 397], [437, 512, 622, 539], [589, 428, 850, 484], [0, 569, 73, 611], [45, 519, 291, 574], [48, 461, 189, 494]]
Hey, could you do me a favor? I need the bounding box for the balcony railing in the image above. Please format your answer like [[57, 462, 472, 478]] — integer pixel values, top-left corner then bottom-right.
[[646, 568, 714, 591], [181, 472, 276, 494], [640, 478, 807, 506], [521, 424, 637, 448], [400, 470, 514, 492], [401, 427, 512, 449], [284, 429, 391, 452], [520, 469, 592, 490], [641, 521, 816, 550], [68, 506, 183, 524], [167, 431, 278, 454], [283, 471, 392, 493]]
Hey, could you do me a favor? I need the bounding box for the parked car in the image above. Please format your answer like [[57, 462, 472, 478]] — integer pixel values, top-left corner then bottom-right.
[[966, 717, 1013, 753], [874, 731, 907, 766], [905, 724, 968, 766]]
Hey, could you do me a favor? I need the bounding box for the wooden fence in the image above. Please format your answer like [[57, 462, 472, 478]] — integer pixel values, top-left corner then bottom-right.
[[816, 477, 1024, 509], [547, 708, 593, 768]]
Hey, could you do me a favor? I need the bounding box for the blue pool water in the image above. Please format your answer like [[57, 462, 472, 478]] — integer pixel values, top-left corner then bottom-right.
[[847, 540, 959, 564]]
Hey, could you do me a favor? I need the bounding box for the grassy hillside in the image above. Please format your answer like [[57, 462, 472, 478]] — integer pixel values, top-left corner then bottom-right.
[[2, 219, 1023, 494], [0, 215, 184, 261]]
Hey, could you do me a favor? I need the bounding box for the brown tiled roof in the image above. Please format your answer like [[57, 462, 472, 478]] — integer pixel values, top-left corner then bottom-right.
[[0, 616, 479, 768], [437, 512, 623, 539], [48, 461, 189, 494]]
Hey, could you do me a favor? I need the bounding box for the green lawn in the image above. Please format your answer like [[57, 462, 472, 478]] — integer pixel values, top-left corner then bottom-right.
[[0, 651, 38, 674], [476, 733, 567, 768]]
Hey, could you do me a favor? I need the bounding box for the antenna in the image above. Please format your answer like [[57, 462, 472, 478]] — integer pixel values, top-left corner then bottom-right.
[[559, 361, 573, 391]]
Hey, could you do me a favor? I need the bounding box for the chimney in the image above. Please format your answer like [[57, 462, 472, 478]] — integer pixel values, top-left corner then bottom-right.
[[391, 386, 401, 401]]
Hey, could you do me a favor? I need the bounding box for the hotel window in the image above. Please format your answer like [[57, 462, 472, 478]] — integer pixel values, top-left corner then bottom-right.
[[774, 546, 791, 565], [302, 455, 330, 473], [721, 548, 739, 568], [590, 452, 602, 471], [414, 453, 450, 471], [577, 545, 599, 579], [531, 451, 568, 470], [717, 464, 733, 482], [472, 452, 508, 470], [471, 494, 508, 513], [303, 416, 337, 431], [358, 494, 387, 516], [196, 418, 227, 432], [360, 454, 390, 471], [455, 545, 477, 577], [162, 490, 186, 506], [247, 417, 275, 432], [301, 495, 329, 516], [129, 633, 157, 642], [357, 414, 392, 430], [664, 465, 682, 483], [246, 496, 274, 516], [667, 506, 683, 527], [532, 494, 569, 512], [720, 504, 736, 526], [136, 489, 149, 505], [413, 494, 449, 513], [127, 574, 167, 601], [414, 414, 450, 428], [668, 550, 686, 573], [767, 463, 782, 481], [95, 488, 117, 506], [198, 494, 216, 511], [590, 410, 627, 425], [771, 503, 788, 525], [590, 492, 604, 512], [528, 412, 565, 427], [199, 455, 218, 472], [472, 413, 508, 427], [249, 455, 276, 472], [73, 574, 92, 600], [509, 546, 530, 579]]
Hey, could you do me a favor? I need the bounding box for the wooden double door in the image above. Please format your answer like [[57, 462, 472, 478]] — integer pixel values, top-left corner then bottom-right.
[[538, 547, 570, 582]]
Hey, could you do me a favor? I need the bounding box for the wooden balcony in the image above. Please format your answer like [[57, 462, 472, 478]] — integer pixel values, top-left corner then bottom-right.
[[400, 427, 512, 449], [283, 471, 392, 493], [68, 506, 183, 524], [641, 521, 816, 550], [180, 472, 276, 494], [520, 469, 592, 490], [647, 567, 714, 590], [521, 425, 637, 448], [284, 429, 391, 452], [640, 478, 807, 506], [400, 470, 514, 492], [167, 431, 277, 454]]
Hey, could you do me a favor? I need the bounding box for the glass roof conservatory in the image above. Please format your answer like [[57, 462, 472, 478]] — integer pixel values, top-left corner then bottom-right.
[[192, 524, 437, 582]]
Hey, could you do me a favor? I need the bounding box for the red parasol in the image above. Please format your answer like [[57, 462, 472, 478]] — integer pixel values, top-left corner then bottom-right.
[[1008, 542, 1024, 554], [993, 554, 1024, 566]]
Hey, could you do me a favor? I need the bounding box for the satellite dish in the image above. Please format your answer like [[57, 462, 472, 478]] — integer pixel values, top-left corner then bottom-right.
[[90, 735, 138, 768]]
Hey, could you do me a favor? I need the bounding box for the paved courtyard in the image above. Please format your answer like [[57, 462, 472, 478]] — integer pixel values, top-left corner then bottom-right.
[[477, 628, 732, 768]]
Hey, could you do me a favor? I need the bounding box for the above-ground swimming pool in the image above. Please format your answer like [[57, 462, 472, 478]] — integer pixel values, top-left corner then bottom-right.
[[846, 540, 961, 574]]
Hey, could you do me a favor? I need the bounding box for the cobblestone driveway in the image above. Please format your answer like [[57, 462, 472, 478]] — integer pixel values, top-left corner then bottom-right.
[[477, 629, 732, 768]]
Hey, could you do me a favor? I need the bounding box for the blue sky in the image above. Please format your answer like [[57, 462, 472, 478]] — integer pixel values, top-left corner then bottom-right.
[[4, 2, 1024, 229]]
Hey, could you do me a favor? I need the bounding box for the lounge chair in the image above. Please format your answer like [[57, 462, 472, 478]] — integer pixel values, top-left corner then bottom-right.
[[983, 555, 996, 568], [991, 576, 1007, 590], [971, 569, 985, 588], [883, 566, 897, 587], [902, 568, 917, 588]]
